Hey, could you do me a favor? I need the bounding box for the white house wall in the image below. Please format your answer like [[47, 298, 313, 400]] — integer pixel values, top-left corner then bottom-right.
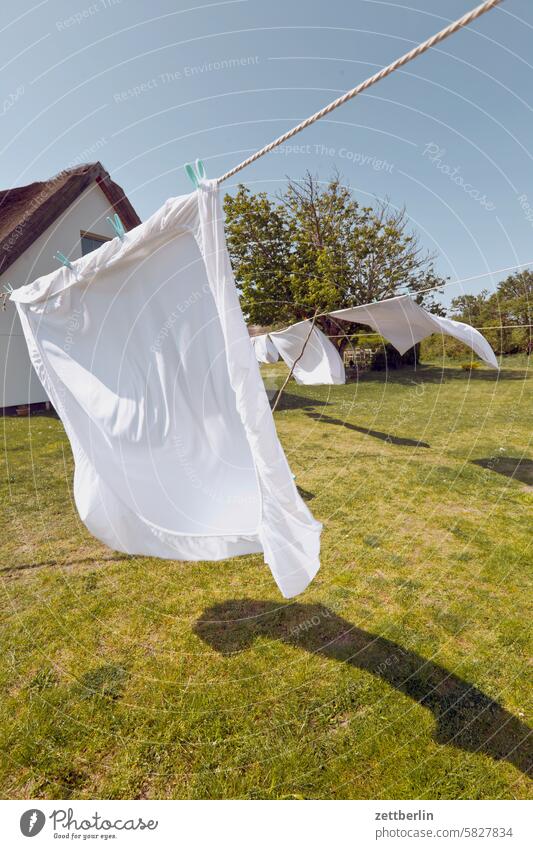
[[0, 184, 118, 407]]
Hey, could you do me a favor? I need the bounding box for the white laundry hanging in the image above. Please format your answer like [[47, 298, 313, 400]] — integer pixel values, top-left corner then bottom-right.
[[329, 294, 498, 369], [251, 333, 279, 364], [11, 180, 321, 599], [261, 296, 497, 387], [270, 321, 346, 385]]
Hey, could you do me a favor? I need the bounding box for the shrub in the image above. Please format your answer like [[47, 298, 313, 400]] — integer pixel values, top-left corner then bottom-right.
[[371, 343, 419, 370], [461, 361, 481, 371]]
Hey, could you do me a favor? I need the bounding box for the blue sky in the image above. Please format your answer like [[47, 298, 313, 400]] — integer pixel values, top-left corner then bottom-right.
[[2, 0, 532, 304]]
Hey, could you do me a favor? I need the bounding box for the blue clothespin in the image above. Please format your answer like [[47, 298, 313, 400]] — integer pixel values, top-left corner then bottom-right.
[[107, 213, 125, 241], [184, 158, 207, 188], [54, 251, 74, 271]]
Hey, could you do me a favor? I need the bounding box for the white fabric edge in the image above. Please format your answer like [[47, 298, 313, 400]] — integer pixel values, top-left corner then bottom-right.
[[329, 294, 499, 369], [270, 322, 346, 385], [14, 182, 322, 599], [197, 181, 322, 597], [251, 333, 280, 364]]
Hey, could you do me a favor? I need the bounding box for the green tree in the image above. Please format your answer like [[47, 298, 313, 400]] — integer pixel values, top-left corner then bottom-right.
[[224, 171, 445, 353], [450, 291, 492, 324], [495, 270, 533, 327], [450, 271, 532, 355], [224, 186, 293, 326]]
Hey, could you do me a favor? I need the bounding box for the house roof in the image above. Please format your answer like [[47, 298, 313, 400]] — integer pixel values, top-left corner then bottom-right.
[[0, 162, 141, 276], [248, 325, 271, 337]]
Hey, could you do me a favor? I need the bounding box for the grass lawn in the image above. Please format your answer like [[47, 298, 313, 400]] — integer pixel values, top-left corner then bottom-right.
[[1, 355, 531, 799]]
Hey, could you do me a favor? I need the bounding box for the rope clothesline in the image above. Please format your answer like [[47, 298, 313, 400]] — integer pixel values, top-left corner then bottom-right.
[[216, 0, 504, 184], [241, 259, 533, 305], [399, 260, 533, 297], [307, 259, 533, 326], [324, 323, 533, 339]]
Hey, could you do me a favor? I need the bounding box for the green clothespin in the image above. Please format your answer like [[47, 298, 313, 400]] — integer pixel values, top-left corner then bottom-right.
[[185, 163, 198, 188], [107, 213, 126, 240], [184, 159, 207, 189], [54, 251, 74, 271]]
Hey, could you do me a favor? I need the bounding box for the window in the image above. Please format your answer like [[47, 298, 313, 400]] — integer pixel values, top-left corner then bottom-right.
[[80, 231, 110, 256]]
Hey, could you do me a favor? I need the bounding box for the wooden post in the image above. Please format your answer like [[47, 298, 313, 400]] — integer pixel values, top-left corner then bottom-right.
[[271, 309, 319, 413]]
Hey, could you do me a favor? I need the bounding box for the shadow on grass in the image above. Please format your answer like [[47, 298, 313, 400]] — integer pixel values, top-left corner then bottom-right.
[[472, 457, 533, 488], [306, 412, 430, 448], [0, 553, 132, 576], [76, 664, 129, 701], [270, 392, 331, 412], [353, 365, 529, 385], [195, 600, 533, 777]]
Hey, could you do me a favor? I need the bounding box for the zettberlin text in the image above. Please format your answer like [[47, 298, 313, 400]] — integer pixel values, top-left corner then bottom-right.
[[375, 809, 434, 821]]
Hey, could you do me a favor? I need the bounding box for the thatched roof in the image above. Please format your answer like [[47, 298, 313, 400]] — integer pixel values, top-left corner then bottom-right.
[[0, 162, 141, 276]]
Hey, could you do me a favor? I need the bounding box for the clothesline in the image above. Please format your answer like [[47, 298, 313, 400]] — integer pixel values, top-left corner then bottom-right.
[[253, 294, 499, 379], [310, 270, 533, 324], [226, 249, 532, 300], [216, 0, 503, 184], [398, 260, 533, 297], [322, 323, 533, 339], [285, 256, 533, 326]]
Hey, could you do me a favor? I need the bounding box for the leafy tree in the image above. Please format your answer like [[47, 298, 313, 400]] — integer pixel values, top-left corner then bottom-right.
[[224, 171, 445, 354], [450, 270, 532, 355], [495, 270, 532, 328], [449, 291, 491, 324], [224, 187, 293, 326]]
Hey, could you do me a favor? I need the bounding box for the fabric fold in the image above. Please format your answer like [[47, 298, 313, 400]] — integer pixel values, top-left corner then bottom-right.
[[270, 322, 346, 385], [12, 180, 321, 598], [251, 333, 280, 364], [329, 295, 498, 369]]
